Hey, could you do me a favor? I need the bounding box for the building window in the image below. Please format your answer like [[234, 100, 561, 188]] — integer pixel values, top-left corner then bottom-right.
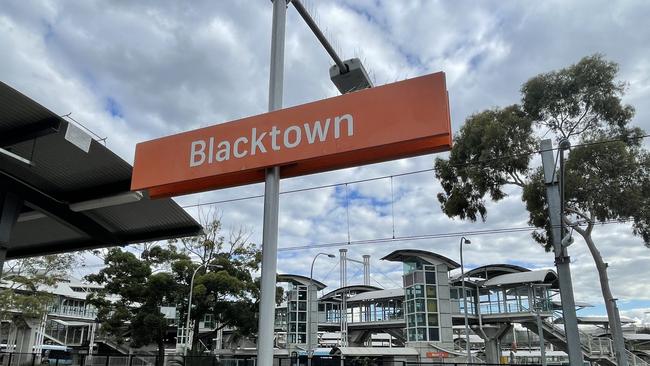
[[404, 263, 440, 342]]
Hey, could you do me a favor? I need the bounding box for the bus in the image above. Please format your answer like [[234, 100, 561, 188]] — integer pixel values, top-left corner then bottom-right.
[[40, 345, 73, 365]]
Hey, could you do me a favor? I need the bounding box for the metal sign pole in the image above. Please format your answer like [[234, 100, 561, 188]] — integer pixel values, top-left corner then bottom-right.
[[257, 0, 285, 365]]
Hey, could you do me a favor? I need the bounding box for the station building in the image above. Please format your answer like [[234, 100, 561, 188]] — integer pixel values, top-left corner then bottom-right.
[[2, 249, 649, 365]]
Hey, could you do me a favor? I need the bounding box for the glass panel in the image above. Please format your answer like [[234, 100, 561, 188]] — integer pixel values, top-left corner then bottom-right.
[[298, 290, 307, 301], [406, 286, 415, 300], [428, 327, 440, 341], [298, 312, 306, 321], [298, 323, 306, 332], [426, 285, 437, 298], [426, 271, 436, 284], [427, 299, 438, 313], [424, 265, 436, 271], [318, 304, 325, 311], [416, 327, 427, 341], [289, 312, 297, 322], [298, 334, 306, 343], [289, 302, 297, 311], [407, 300, 415, 313], [298, 302, 306, 311], [428, 313, 439, 327], [414, 271, 424, 284], [415, 313, 426, 326], [407, 314, 416, 328], [408, 329, 416, 342], [415, 298, 425, 312], [414, 284, 425, 298], [289, 324, 297, 332], [403, 273, 414, 287]]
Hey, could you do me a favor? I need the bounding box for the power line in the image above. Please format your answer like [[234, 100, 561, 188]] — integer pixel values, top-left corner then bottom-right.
[[181, 134, 650, 209], [276, 218, 634, 253]]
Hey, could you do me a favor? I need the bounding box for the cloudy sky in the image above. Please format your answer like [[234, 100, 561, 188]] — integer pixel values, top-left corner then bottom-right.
[[2, 0, 650, 323]]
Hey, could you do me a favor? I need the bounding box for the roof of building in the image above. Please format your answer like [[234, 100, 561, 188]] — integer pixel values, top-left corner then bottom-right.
[[276, 274, 327, 290], [347, 288, 404, 302], [551, 300, 593, 309], [482, 269, 558, 288], [577, 316, 636, 324], [320, 285, 382, 301], [381, 249, 460, 270], [453, 334, 484, 343], [330, 347, 419, 357], [0, 81, 202, 258], [1, 275, 116, 301], [463, 264, 530, 280], [623, 334, 650, 341]]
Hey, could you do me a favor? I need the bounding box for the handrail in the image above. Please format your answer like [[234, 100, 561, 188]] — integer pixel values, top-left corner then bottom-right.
[[626, 349, 649, 366]]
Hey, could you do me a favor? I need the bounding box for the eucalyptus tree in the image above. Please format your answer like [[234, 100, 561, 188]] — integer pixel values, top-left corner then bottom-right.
[[0, 254, 78, 319], [435, 55, 650, 361], [170, 212, 283, 351]]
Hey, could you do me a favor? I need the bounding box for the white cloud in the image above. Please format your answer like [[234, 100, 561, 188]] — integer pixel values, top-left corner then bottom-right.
[[1, 0, 650, 315]]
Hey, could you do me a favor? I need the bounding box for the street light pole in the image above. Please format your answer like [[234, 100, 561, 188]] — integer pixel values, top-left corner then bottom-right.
[[185, 264, 220, 356], [308, 253, 335, 366], [459, 236, 472, 362]]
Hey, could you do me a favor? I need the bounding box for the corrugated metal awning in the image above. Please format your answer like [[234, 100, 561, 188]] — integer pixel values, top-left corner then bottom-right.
[[0, 81, 201, 258]]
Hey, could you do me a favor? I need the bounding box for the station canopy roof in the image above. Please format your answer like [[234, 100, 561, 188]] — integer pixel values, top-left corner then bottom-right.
[[277, 274, 327, 290], [347, 288, 404, 302], [463, 264, 530, 280], [320, 285, 382, 301], [381, 249, 460, 270], [482, 269, 558, 288], [0, 81, 201, 258], [577, 315, 636, 325]]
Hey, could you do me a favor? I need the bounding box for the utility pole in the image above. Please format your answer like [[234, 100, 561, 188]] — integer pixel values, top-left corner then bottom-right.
[[540, 139, 584, 365], [257, 0, 285, 365]]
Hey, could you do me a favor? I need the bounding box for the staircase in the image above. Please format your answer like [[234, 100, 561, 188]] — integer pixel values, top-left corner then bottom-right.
[[522, 320, 648, 366]]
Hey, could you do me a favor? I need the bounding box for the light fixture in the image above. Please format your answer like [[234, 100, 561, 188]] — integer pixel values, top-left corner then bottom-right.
[[17, 191, 144, 222], [69, 191, 143, 212], [329, 58, 373, 94], [0, 147, 32, 165]]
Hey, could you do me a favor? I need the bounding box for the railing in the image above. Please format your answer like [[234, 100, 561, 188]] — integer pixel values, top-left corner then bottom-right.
[[48, 305, 98, 319], [627, 349, 650, 366]]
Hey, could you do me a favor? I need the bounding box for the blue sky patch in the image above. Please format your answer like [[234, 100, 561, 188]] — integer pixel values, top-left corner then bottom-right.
[[105, 96, 124, 118]]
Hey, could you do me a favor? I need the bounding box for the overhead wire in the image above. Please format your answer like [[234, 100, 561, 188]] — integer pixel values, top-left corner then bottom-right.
[[180, 134, 650, 210], [175, 134, 649, 254], [277, 218, 635, 252]]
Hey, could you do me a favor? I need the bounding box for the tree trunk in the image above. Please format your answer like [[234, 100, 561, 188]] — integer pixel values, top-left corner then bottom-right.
[[575, 228, 628, 366]]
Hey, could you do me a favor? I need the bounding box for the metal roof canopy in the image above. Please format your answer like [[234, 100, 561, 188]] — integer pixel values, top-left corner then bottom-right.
[[0, 81, 201, 260], [277, 273, 327, 290], [381, 249, 460, 270]]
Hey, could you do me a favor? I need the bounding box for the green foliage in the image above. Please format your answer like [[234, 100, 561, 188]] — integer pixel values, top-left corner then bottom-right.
[[435, 54, 650, 247], [87, 213, 283, 354], [86, 246, 183, 350], [169, 212, 281, 348], [435, 105, 535, 221], [522, 54, 635, 139], [0, 254, 78, 319]]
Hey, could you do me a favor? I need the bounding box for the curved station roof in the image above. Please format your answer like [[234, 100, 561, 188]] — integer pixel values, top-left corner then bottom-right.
[[0, 81, 201, 258], [381, 249, 460, 270], [320, 285, 382, 301], [276, 274, 327, 290]]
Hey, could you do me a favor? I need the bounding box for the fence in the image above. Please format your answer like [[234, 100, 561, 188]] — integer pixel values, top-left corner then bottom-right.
[[0, 353, 546, 366]]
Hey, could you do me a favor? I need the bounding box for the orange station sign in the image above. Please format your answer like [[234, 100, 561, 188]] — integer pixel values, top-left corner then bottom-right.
[[132, 72, 452, 198]]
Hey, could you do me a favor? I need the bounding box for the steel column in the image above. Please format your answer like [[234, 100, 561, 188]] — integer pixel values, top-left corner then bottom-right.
[[0, 191, 22, 279], [540, 139, 584, 365], [257, 0, 286, 364]]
